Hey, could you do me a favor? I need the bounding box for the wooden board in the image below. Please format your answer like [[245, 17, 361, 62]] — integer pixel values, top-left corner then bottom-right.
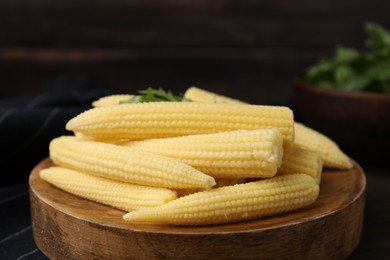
[[29, 158, 366, 260]]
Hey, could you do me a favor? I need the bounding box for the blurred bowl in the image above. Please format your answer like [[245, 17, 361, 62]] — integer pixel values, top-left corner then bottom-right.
[[293, 77, 390, 165]]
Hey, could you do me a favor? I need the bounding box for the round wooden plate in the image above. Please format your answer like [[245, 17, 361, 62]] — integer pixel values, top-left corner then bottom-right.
[[30, 158, 366, 260]]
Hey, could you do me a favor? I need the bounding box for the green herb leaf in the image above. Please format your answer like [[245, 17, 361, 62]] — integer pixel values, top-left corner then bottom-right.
[[120, 87, 191, 104], [304, 58, 335, 82], [341, 75, 371, 91], [367, 62, 390, 80], [365, 22, 390, 52], [334, 65, 355, 85], [304, 22, 390, 94], [335, 46, 361, 64]]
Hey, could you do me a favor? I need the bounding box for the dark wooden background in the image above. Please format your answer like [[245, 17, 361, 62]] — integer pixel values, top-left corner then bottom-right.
[[1, 0, 390, 105]]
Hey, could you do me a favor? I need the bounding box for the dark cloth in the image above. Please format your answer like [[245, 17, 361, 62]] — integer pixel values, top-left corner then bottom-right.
[[0, 76, 112, 186], [0, 184, 48, 259]]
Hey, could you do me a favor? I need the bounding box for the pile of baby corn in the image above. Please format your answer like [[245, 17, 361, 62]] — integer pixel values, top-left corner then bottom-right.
[[39, 87, 353, 226]]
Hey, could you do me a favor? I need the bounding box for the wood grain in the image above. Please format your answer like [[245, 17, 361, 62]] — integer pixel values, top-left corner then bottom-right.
[[30, 158, 365, 260], [0, 0, 387, 48], [3, 0, 390, 103]]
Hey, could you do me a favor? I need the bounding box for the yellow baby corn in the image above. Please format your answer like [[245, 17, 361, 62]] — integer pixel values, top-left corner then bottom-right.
[[40, 166, 178, 211], [92, 94, 133, 107], [277, 147, 323, 184], [49, 136, 216, 189], [294, 122, 352, 169], [176, 178, 246, 198], [66, 102, 294, 146], [122, 129, 283, 178], [123, 174, 319, 226], [184, 86, 245, 104], [184, 86, 352, 170]]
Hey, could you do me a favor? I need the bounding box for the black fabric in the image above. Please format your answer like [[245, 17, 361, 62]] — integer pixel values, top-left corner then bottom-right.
[[0, 184, 48, 259], [0, 76, 113, 186], [0, 76, 126, 258]]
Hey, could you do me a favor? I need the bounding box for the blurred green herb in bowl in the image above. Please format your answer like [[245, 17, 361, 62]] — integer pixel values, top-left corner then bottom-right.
[[304, 22, 390, 94]]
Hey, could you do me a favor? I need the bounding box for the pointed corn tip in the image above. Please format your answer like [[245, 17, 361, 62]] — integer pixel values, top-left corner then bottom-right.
[[206, 176, 217, 188], [65, 117, 76, 131], [339, 157, 354, 170], [122, 209, 158, 223]]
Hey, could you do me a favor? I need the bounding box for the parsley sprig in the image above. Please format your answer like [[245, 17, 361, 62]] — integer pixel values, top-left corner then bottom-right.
[[304, 22, 390, 94], [120, 87, 191, 104]]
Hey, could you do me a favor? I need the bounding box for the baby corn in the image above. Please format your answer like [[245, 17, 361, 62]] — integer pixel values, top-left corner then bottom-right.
[[184, 86, 245, 104], [214, 178, 246, 187], [176, 178, 246, 198], [184, 86, 352, 170], [277, 147, 323, 184], [40, 166, 178, 211], [49, 136, 215, 189], [122, 129, 283, 178], [123, 174, 319, 226], [66, 102, 294, 146], [294, 122, 352, 169], [92, 94, 133, 107]]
